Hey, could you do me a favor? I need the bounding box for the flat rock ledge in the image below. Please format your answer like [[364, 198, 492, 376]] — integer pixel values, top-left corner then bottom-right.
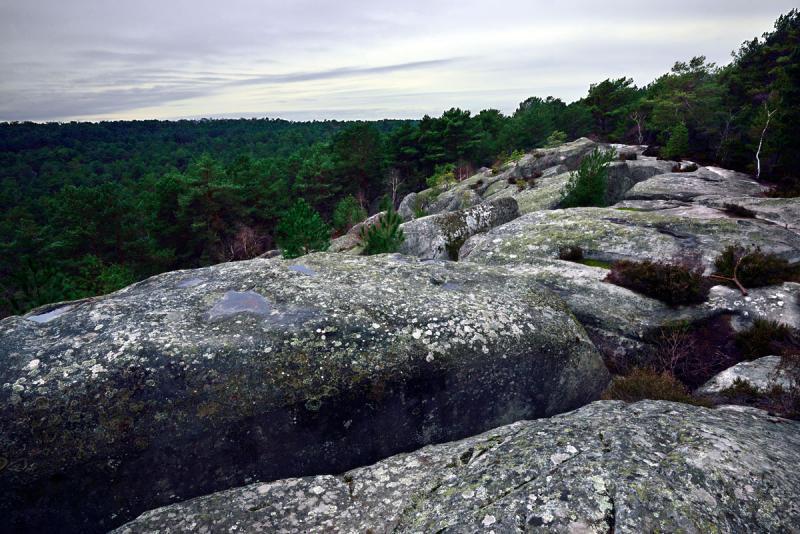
[[0, 253, 607, 533], [115, 400, 800, 533]]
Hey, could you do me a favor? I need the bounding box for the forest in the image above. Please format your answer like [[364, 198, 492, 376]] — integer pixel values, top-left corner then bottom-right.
[[1, 9, 798, 318]]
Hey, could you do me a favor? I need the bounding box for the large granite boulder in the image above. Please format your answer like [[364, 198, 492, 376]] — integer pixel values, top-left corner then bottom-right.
[[697, 356, 793, 395], [398, 197, 519, 260], [625, 166, 766, 202], [0, 253, 608, 533], [397, 138, 602, 220], [460, 207, 800, 272], [114, 400, 800, 533], [500, 259, 712, 365]]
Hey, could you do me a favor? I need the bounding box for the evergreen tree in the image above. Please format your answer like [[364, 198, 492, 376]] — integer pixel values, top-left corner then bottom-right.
[[663, 123, 690, 160], [359, 207, 405, 255], [275, 199, 331, 259]]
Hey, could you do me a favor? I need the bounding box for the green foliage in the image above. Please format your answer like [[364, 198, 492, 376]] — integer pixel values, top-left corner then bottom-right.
[[662, 122, 689, 160], [544, 130, 567, 148], [603, 368, 708, 406], [583, 77, 640, 138], [332, 196, 367, 232], [560, 148, 616, 207], [606, 260, 709, 306], [713, 245, 800, 288], [275, 200, 331, 259], [426, 163, 456, 189], [359, 207, 405, 255]]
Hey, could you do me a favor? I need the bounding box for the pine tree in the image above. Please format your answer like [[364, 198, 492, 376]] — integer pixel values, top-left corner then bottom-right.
[[359, 207, 405, 255], [275, 199, 331, 259], [663, 122, 690, 160]]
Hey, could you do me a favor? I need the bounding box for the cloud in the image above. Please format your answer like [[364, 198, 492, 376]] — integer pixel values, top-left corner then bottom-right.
[[0, 0, 797, 121]]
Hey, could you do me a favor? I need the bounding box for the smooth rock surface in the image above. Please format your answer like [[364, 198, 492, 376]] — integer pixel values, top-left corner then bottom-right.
[[697, 356, 793, 395], [0, 253, 607, 533], [114, 400, 800, 534], [625, 167, 766, 202]]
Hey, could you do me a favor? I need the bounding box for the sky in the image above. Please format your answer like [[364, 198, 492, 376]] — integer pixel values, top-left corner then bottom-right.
[[0, 1, 796, 122]]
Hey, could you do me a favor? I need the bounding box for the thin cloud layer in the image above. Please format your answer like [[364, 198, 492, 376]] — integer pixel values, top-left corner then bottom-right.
[[0, 0, 795, 121]]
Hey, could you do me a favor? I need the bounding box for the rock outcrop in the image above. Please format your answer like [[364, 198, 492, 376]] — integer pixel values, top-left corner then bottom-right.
[[697, 356, 793, 395], [0, 253, 607, 533], [460, 206, 800, 272], [398, 197, 519, 260], [114, 400, 800, 533]]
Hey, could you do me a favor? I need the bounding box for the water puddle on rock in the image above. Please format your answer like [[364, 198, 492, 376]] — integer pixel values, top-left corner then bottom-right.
[[27, 305, 75, 323], [207, 290, 319, 327], [288, 265, 317, 276], [177, 278, 205, 288]]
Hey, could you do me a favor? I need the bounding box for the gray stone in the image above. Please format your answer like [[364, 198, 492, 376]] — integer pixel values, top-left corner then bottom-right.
[[0, 253, 607, 533], [398, 197, 520, 260], [699, 196, 800, 232], [397, 191, 418, 221], [114, 400, 800, 534], [705, 282, 800, 330], [625, 166, 766, 202], [697, 356, 793, 395], [460, 207, 800, 273], [327, 211, 384, 254], [500, 259, 712, 366]]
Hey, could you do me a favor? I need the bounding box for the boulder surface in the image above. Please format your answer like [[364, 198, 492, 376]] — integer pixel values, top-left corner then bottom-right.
[[0, 253, 607, 533], [114, 400, 800, 533]]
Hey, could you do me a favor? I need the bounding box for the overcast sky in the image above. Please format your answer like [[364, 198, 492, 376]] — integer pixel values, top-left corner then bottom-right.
[[0, 1, 795, 122]]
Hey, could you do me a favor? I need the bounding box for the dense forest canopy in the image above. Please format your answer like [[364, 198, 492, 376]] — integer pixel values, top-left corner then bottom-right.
[[1, 9, 798, 318]]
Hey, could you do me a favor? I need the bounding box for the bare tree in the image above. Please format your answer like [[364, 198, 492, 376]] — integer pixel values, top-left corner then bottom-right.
[[386, 168, 404, 208], [629, 110, 646, 145], [755, 101, 778, 180]]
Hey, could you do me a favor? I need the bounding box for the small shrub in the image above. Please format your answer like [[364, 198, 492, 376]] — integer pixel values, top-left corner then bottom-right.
[[663, 122, 689, 160], [275, 199, 331, 259], [558, 246, 584, 262], [560, 148, 616, 208], [648, 317, 739, 388], [606, 260, 709, 306], [332, 195, 367, 232], [492, 150, 525, 173], [603, 368, 708, 406], [426, 164, 457, 190], [735, 319, 796, 360], [712, 246, 800, 290], [468, 179, 484, 191], [359, 207, 405, 255], [722, 203, 756, 218], [544, 130, 567, 148]]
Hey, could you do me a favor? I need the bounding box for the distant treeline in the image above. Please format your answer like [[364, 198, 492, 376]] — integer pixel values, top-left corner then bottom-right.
[[1, 9, 797, 317]]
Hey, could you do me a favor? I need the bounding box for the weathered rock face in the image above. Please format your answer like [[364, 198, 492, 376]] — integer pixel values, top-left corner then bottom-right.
[[706, 282, 800, 330], [460, 206, 800, 273], [0, 253, 608, 533], [625, 166, 766, 202], [500, 259, 713, 365], [114, 400, 800, 533], [699, 196, 800, 232], [398, 197, 519, 260], [697, 356, 792, 395], [327, 211, 385, 254], [396, 138, 602, 220]]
